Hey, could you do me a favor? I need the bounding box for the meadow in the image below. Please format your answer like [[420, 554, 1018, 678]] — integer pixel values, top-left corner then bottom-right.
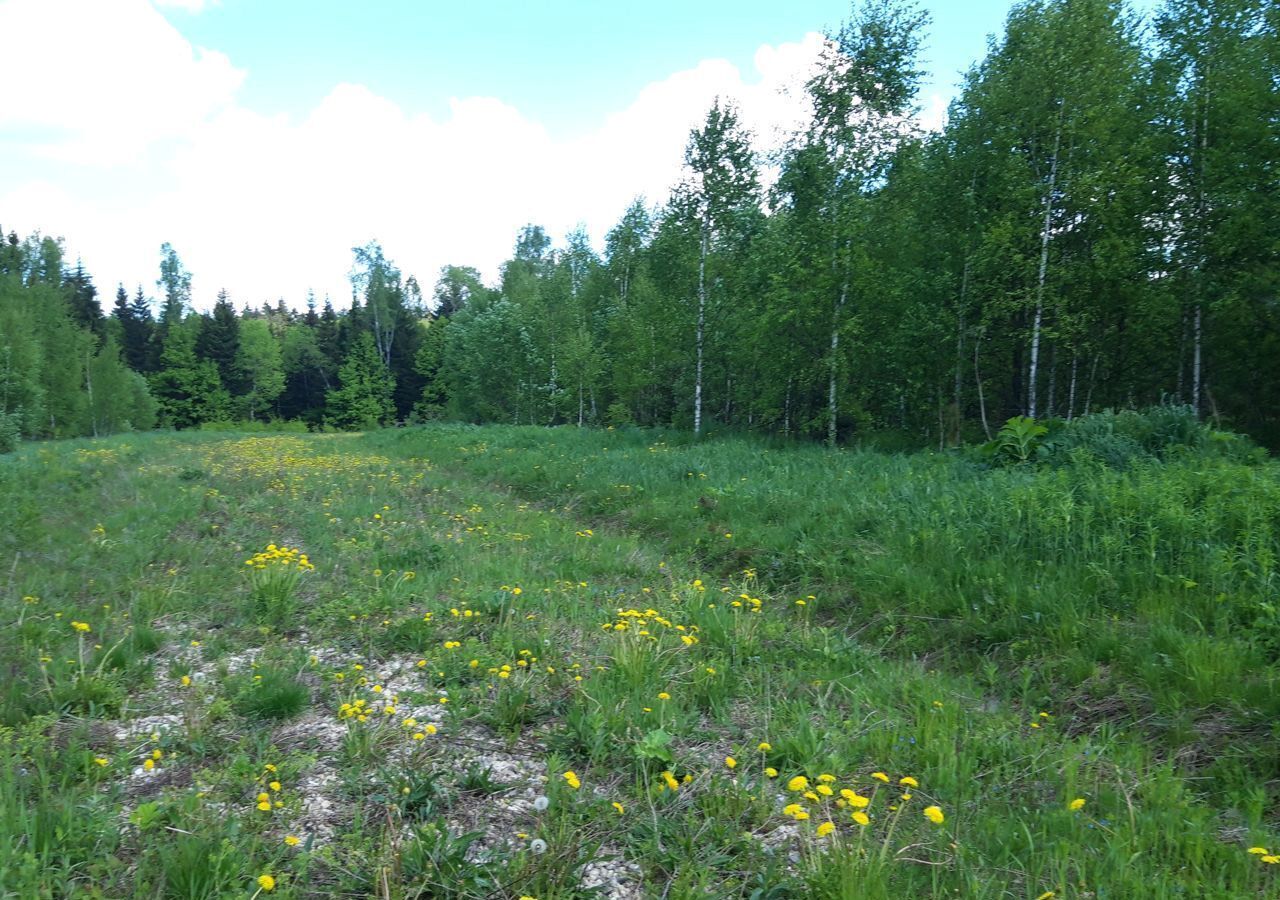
[[3, 417, 1280, 898]]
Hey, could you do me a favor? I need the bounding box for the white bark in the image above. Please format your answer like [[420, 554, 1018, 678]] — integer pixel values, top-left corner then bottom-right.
[[974, 330, 991, 441], [827, 280, 847, 448], [1028, 119, 1062, 420], [694, 221, 708, 436], [1067, 351, 1078, 420]]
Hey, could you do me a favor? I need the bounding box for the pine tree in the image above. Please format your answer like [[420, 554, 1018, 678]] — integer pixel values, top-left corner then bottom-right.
[[326, 332, 395, 430]]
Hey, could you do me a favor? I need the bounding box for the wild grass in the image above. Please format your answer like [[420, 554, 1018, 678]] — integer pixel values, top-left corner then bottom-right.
[[0, 422, 1276, 897]]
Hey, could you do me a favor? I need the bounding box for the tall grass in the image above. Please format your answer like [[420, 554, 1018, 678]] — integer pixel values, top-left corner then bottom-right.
[[369, 418, 1280, 792]]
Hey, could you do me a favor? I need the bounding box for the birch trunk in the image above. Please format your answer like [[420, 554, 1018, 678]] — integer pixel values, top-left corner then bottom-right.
[[1028, 118, 1062, 420], [974, 330, 991, 441], [694, 220, 708, 436], [827, 280, 847, 448], [1067, 351, 1078, 420]]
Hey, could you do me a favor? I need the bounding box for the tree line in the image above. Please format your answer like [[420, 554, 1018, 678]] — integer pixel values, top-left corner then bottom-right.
[[1, 0, 1276, 451]]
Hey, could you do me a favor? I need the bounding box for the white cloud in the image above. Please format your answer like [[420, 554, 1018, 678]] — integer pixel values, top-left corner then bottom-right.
[[1, 4, 939, 312], [0, 0, 243, 165], [154, 0, 217, 10]]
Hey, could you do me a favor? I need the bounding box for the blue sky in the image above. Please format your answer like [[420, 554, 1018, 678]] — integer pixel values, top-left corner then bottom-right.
[[0, 0, 1153, 308], [167, 0, 1013, 137]]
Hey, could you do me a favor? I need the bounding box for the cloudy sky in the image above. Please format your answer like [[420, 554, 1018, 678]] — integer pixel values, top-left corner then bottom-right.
[[2, 0, 1027, 310]]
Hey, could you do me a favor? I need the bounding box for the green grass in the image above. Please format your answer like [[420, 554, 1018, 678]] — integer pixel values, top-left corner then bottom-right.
[[1, 425, 1278, 897]]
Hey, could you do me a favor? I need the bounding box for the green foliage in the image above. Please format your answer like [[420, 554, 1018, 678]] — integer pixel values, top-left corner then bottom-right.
[[326, 332, 395, 430], [985, 415, 1048, 464]]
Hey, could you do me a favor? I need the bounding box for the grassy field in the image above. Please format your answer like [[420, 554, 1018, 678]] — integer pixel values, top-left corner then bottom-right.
[[3, 424, 1280, 898]]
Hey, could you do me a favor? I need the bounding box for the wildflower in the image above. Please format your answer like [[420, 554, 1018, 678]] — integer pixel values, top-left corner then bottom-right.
[[899, 776, 918, 787], [269, 781, 282, 792], [661, 770, 680, 791], [529, 838, 548, 854], [871, 772, 890, 783], [180, 675, 192, 687], [71, 621, 91, 633], [787, 775, 809, 792], [1037, 893, 1057, 900], [1248, 847, 1269, 855], [612, 801, 625, 814], [783, 803, 804, 818], [143, 759, 155, 771], [725, 756, 737, 770], [1264, 856, 1280, 864], [562, 771, 581, 790], [851, 811, 870, 826], [764, 767, 779, 778], [1069, 798, 1086, 811], [534, 796, 549, 811], [757, 742, 772, 753], [793, 810, 810, 821], [94, 756, 108, 766], [816, 784, 834, 797], [657, 692, 671, 701], [412, 732, 425, 740], [923, 806, 945, 824], [257, 874, 276, 892], [816, 821, 836, 838], [284, 835, 300, 846]]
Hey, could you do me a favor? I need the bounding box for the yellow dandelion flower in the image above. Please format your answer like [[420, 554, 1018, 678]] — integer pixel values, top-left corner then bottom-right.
[[284, 835, 300, 846], [765, 767, 779, 778], [923, 805, 945, 825], [1248, 847, 1269, 855], [257, 874, 276, 892], [899, 776, 919, 787], [852, 811, 870, 826], [757, 742, 772, 752], [1069, 798, 1086, 811], [657, 692, 671, 701], [562, 771, 581, 790], [816, 821, 836, 837], [787, 775, 809, 792], [871, 771, 889, 783], [725, 757, 737, 770], [612, 801, 625, 814]]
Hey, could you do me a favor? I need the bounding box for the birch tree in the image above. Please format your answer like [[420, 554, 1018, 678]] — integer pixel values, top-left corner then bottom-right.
[[675, 99, 757, 436], [796, 0, 928, 445]]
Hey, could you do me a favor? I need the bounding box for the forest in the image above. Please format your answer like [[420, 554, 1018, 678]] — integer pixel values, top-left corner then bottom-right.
[[1, 0, 1277, 452]]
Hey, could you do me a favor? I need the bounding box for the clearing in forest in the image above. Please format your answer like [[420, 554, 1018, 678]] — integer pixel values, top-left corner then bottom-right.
[[3, 425, 1279, 898]]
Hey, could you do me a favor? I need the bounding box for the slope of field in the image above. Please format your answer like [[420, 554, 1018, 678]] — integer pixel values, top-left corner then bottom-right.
[[2, 428, 1278, 898]]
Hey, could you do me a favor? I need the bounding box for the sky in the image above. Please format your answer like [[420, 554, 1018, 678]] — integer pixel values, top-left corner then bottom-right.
[[1, 0, 1058, 310]]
